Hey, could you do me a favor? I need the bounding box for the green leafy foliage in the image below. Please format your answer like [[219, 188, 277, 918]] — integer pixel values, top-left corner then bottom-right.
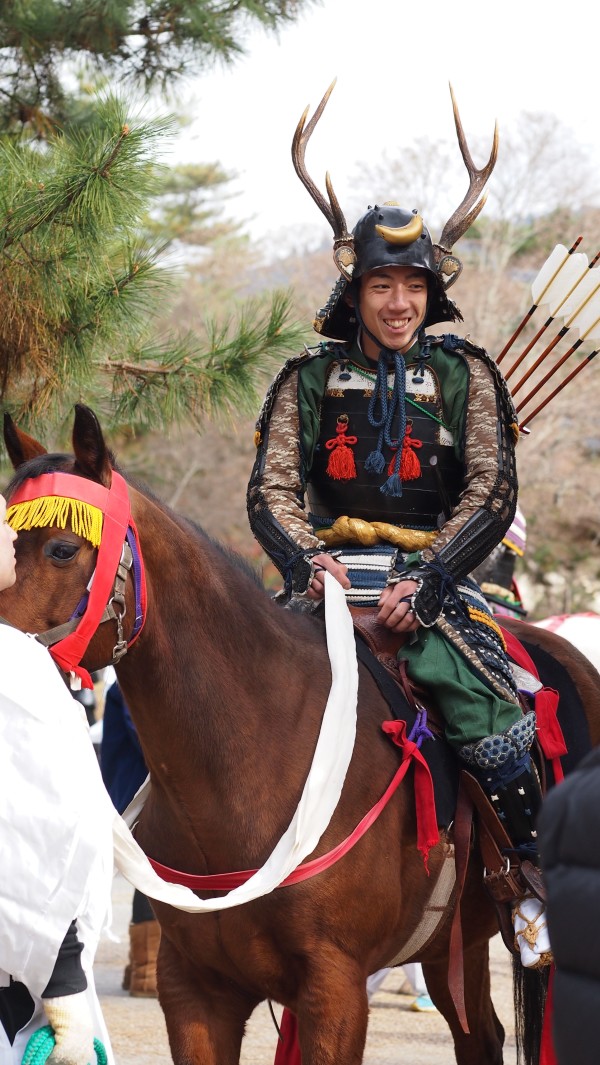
[[0, 96, 307, 432], [0, 1, 315, 437], [0, 1, 311, 134]]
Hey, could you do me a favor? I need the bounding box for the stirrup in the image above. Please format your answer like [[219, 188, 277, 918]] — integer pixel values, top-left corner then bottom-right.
[[513, 895, 553, 969]]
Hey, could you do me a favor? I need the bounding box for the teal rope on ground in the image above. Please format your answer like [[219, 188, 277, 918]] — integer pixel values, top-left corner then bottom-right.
[[22, 1025, 107, 1065]]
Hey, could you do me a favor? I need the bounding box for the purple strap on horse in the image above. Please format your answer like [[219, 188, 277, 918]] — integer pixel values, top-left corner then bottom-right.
[[68, 527, 145, 641]]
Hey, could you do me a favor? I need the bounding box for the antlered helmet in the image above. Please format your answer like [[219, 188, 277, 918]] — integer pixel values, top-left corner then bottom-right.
[[292, 82, 498, 342], [314, 203, 463, 340]]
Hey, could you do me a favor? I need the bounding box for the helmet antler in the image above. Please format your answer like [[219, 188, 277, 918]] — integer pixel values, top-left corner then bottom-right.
[[291, 79, 356, 281], [435, 84, 499, 268]]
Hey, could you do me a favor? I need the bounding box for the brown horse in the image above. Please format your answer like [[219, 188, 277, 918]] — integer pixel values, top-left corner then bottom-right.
[[1, 404, 599, 1065]]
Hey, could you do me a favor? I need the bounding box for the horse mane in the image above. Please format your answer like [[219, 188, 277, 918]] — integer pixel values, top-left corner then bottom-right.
[[4, 452, 76, 496], [118, 470, 326, 649]]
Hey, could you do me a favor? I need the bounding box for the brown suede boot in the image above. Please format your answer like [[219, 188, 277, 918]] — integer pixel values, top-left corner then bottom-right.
[[128, 919, 160, 998]]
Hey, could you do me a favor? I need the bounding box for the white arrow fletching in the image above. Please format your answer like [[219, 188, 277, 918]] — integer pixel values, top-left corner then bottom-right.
[[531, 244, 588, 307], [560, 270, 600, 332], [568, 302, 600, 340], [543, 253, 589, 314]]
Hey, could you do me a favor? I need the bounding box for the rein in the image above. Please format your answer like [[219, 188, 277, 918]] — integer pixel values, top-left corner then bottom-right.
[[7, 470, 146, 688]]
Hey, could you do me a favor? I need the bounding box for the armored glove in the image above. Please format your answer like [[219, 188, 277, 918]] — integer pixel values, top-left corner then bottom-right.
[[44, 991, 96, 1065]]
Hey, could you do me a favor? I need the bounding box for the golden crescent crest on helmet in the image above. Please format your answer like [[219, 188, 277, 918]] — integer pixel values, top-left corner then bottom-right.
[[375, 213, 424, 246]]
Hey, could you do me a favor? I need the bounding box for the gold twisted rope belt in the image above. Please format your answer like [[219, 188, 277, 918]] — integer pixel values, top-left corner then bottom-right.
[[316, 516, 438, 551]]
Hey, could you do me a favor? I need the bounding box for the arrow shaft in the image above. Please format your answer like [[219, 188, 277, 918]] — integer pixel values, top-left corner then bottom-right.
[[504, 317, 554, 380], [507, 325, 567, 386], [516, 340, 582, 412], [519, 351, 598, 429], [496, 307, 536, 365]]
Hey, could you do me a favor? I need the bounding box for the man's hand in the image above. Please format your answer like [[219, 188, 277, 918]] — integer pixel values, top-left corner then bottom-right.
[[306, 552, 351, 601], [377, 579, 420, 633], [44, 991, 95, 1065]]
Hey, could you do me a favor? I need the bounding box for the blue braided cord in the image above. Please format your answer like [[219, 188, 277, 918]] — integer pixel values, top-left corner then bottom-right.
[[365, 356, 391, 475], [383, 354, 407, 451], [506, 842, 538, 862], [380, 354, 408, 497], [485, 750, 533, 790], [21, 1026, 107, 1065], [366, 355, 390, 430]]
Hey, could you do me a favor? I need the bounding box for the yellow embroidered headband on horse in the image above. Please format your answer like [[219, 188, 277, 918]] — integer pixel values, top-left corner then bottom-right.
[[6, 470, 146, 688]]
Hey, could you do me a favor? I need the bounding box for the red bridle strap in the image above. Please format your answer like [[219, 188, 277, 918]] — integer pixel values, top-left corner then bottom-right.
[[9, 471, 133, 686], [146, 720, 438, 890]]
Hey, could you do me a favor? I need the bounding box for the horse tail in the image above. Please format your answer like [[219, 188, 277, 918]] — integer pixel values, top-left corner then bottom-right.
[[512, 958, 550, 1065]]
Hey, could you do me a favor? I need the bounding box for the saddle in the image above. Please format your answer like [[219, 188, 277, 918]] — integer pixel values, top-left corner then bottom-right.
[[349, 605, 554, 956], [349, 605, 444, 733]]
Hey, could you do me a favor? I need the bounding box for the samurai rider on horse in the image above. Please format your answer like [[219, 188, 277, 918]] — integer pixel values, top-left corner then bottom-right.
[[247, 83, 550, 969]]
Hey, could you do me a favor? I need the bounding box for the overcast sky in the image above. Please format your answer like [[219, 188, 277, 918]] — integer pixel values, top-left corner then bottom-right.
[[169, 0, 600, 248]]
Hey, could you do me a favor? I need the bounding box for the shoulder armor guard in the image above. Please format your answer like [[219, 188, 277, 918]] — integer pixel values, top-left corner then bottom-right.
[[253, 343, 348, 440], [438, 333, 519, 436]]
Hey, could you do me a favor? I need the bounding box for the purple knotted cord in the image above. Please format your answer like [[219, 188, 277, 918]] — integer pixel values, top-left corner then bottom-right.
[[408, 707, 435, 748]]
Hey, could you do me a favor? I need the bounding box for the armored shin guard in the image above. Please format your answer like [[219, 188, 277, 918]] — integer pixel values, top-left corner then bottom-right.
[[459, 711, 540, 853], [459, 712, 552, 969]]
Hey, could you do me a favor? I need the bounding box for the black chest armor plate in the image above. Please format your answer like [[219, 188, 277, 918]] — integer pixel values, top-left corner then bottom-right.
[[307, 360, 464, 531]]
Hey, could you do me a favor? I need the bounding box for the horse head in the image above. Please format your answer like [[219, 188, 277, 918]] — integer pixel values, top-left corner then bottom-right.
[[1, 405, 144, 684]]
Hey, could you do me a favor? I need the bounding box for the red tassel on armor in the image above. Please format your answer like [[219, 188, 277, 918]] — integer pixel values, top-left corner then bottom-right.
[[325, 415, 358, 480], [387, 423, 422, 480]]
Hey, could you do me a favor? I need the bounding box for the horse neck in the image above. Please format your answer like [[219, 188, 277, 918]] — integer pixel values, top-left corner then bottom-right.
[[116, 498, 332, 859]]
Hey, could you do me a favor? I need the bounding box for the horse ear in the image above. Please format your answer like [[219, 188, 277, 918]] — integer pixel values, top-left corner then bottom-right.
[[3, 412, 48, 468], [72, 404, 113, 487]]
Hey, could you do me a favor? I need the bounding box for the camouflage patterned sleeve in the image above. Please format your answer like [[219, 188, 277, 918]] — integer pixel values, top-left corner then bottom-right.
[[403, 353, 518, 626], [247, 371, 324, 593]]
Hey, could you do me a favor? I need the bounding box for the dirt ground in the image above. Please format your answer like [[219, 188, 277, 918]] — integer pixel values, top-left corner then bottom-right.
[[95, 874, 518, 1065]]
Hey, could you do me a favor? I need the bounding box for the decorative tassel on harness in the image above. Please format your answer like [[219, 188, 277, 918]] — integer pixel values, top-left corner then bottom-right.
[[6, 496, 104, 547]]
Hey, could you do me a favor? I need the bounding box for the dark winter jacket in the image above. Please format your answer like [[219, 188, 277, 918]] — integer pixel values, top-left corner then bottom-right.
[[539, 746, 600, 1065], [100, 681, 148, 815]]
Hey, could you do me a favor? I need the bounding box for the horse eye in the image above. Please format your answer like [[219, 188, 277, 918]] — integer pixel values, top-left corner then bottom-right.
[[43, 539, 81, 564]]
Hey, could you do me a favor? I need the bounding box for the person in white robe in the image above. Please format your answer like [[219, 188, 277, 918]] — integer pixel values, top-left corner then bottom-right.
[[0, 494, 115, 1065]]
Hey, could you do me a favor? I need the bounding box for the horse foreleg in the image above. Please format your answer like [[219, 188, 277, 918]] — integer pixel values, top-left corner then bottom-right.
[[157, 937, 258, 1065], [422, 941, 505, 1065], [293, 960, 369, 1065]]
